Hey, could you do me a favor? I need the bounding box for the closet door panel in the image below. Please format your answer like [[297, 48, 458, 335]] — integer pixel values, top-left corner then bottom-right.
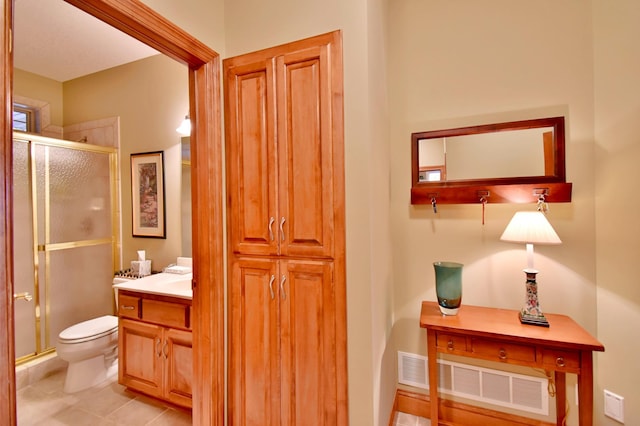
[[229, 257, 280, 425], [225, 60, 278, 256], [277, 44, 335, 259], [280, 260, 337, 426]]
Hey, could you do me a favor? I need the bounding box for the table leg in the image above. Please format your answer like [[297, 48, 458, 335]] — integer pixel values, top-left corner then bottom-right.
[[427, 329, 438, 425], [555, 371, 566, 425], [578, 352, 594, 426]]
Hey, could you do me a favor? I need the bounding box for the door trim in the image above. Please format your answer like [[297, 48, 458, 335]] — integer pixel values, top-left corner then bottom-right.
[[0, 1, 224, 424]]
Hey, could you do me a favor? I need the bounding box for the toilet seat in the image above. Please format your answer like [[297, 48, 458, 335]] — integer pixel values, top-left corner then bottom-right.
[[58, 315, 118, 344]]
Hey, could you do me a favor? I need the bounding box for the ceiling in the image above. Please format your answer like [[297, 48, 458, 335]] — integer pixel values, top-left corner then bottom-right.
[[13, 0, 159, 82]]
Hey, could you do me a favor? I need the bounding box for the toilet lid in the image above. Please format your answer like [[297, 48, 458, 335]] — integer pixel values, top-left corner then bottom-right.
[[58, 315, 118, 343]]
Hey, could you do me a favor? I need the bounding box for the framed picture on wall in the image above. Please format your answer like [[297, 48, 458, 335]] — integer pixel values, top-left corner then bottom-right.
[[131, 151, 166, 238]]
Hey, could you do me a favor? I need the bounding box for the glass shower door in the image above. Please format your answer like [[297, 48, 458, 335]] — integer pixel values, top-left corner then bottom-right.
[[13, 134, 118, 362], [13, 140, 37, 360]]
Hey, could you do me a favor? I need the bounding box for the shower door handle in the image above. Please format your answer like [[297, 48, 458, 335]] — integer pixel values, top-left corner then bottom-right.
[[14, 292, 32, 302]]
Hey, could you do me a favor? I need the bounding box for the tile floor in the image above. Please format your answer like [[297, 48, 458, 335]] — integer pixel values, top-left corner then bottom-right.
[[17, 367, 191, 425], [392, 411, 431, 426], [16, 355, 424, 426]]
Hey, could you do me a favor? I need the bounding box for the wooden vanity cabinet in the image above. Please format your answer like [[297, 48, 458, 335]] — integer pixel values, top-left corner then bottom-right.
[[117, 290, 193, 408]]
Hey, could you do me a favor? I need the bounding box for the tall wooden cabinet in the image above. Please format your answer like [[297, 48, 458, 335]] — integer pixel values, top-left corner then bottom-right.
[[224, 31, 346, 426]]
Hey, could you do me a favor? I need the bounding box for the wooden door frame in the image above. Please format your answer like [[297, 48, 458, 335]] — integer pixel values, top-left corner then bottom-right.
[[0, 1, 224, 424]]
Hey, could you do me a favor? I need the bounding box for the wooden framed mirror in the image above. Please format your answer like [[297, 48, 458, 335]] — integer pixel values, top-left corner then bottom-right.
[[411, 116, 572, 204]]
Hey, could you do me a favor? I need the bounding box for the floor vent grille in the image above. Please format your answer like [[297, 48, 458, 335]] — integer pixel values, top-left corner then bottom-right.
[[397, 351, 549, 415]]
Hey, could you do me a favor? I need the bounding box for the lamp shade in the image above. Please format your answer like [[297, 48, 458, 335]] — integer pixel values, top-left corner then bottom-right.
[[500, 211, 561, 245]]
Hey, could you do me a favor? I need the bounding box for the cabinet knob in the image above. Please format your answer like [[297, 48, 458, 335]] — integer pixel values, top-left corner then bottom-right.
[[556, 357, 565, 367], [447, 340, 454, 351], [498, 349, 507, 360]]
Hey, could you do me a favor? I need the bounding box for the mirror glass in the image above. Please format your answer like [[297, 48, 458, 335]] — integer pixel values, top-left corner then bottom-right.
[[412, 116, 565, 185], [410, 117, 570, 204], [181, 137, 192, 256], [418, 126, 554, 182]]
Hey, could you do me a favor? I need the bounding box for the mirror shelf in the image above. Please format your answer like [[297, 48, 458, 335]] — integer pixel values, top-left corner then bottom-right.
[[410, 116, 572, 205]]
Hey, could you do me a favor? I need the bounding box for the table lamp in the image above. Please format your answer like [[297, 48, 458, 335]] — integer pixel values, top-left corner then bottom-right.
[[500, 211, 561, 327]]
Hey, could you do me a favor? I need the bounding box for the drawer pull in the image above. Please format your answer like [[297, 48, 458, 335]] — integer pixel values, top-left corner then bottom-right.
[[447, 340, 454, 351], [156, 338, 162, 357], [498, 349, 507, 360], [163, 342, 169, 359], [121, 305, 135, 310], [556, 357, 566, 367]]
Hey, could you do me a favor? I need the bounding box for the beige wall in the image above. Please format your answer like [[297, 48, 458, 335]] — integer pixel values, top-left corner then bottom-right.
[[388, 0, 597, 424], [13, 68, 64, 129], [15, 0, 640, 424], [223, 1, 390, 424], [593, 1, 640, 425], [62, 54, 189, 269]]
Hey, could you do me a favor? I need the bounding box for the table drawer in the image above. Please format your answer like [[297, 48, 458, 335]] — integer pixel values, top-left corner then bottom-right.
[[471, 339, 536, 363], [142, 299, 191, 330], [118, 294, 141, 319], [542, 349, 580, 372], [436, 333, 468, 353]]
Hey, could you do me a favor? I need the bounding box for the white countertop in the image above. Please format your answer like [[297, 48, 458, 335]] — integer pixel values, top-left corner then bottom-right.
[[113, 272, 193, 300]]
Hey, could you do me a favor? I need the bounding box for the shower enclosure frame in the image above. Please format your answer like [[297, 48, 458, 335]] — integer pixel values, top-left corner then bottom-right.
[[13, 132, 120, 365]]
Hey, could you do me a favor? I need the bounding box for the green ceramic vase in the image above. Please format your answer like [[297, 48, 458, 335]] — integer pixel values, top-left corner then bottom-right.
[[433, 261, 464, 315]]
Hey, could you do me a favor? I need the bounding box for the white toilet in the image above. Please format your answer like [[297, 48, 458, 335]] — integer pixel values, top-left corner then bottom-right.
[[56, 315, 119, 393]]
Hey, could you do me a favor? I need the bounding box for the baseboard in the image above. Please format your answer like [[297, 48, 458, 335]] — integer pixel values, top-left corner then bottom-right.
[[389, 389, 555, 426]]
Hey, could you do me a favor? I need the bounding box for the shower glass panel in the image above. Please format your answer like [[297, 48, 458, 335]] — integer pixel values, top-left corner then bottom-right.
[[13, 134, 118, 363], [47, 245, 115, 348], [13, 141, 36, 359]]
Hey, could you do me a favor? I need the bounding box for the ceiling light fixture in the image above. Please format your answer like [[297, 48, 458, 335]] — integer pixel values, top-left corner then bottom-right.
[[176, 115, 191, 136]]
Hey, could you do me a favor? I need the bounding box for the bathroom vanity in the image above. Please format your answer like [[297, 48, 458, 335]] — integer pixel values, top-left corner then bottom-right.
[[113, 273, 193, 408]]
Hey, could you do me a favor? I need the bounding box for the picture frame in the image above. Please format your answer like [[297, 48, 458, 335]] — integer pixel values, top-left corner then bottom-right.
[[131, 151, 166, 238]]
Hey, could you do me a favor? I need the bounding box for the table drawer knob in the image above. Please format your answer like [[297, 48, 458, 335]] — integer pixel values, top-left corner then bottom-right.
[[556, 357, 566, 367], [498, 349, 507, 360], [447, 340, 454, 351]]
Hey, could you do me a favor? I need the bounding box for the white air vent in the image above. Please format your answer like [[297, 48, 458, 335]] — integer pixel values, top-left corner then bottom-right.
[[397, 351, 549, 415], [397, 351, 428, 388]]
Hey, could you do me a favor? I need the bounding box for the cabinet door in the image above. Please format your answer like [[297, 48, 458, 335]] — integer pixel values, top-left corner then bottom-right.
[[225, 58, 278, 257], [164, 328, 193, 408], [279, 259, 337, 426], [229, 257, 280, 425], [119, 318, 163, 398], [276, 43, 338, 259], [225, 32, 343, 260]]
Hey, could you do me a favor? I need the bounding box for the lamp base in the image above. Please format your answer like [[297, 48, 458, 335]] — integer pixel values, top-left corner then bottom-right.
[[519, 311, 549, 327], [519, 269, 550, 327]]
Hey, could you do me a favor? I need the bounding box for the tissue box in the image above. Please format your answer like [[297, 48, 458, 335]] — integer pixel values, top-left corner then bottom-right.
[[131, 260, 152, 276]]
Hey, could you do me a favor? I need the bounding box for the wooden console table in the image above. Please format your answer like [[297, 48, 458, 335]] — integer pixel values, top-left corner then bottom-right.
[[420, 301, 604, 426]]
